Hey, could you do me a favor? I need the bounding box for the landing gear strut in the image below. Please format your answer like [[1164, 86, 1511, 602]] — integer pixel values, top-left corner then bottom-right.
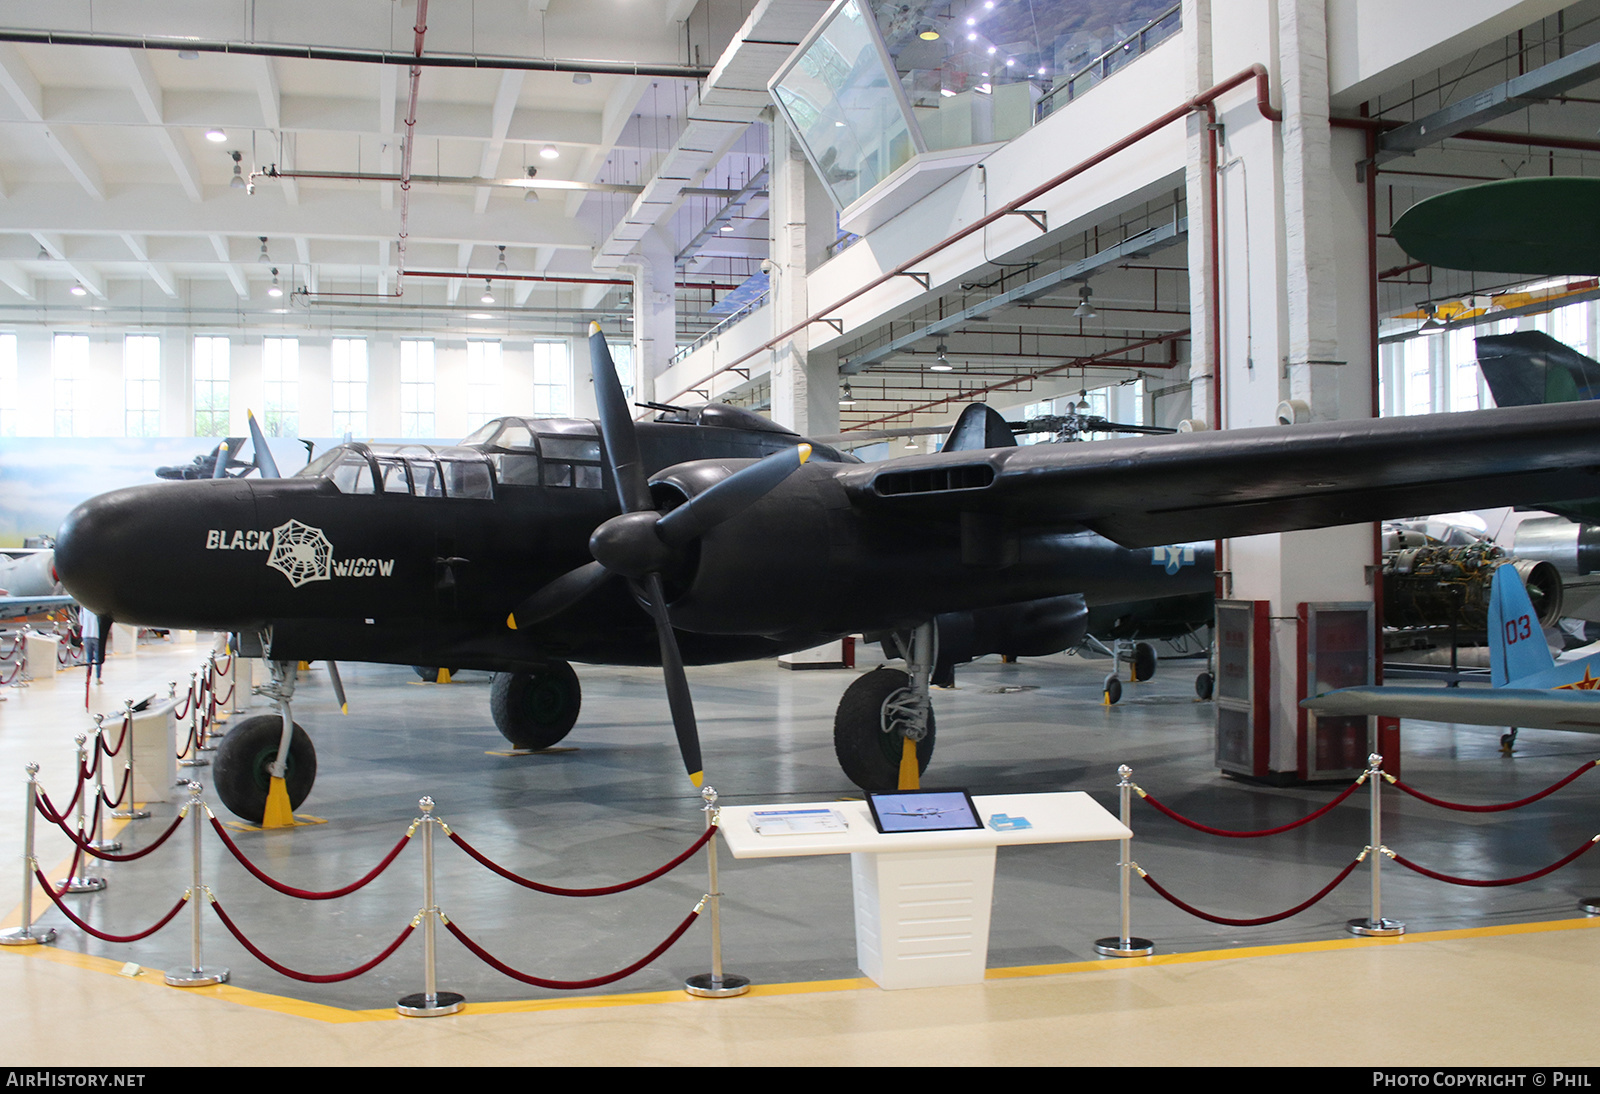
[[834, 622, 936, 791], [1086, 636, 1158, 704]]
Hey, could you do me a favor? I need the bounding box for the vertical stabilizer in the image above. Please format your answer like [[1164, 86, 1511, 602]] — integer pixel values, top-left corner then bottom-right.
[[1489, 566, 1555, 687]]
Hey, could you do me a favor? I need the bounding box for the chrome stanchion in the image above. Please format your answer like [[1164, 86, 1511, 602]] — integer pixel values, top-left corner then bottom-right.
[[397, 796, 463, 1016], [56, 734, 105, 894], [88, 715, 121, 854], [0, 764, 57, 946], [1096, 764, 1155, 957], [165, 781, 227, 986], [13, 633, 31, 688], [179, 677, 209, 770], [1348, 752, 1404, 937], [685, 785, 750, 997], [111, 700, 149, 821]]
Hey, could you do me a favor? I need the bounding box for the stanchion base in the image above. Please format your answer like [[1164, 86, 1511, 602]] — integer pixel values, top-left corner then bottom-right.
[[112, 809, 151, 820], [1094, 936, 1155, 957], [1347, 917, 1405, 937], [684, 972, 751, 998], [164, 965, 228, 986], [397, 991, 465, 1017], [178, 758, 210, 768], [56, 876, 105, 893], [1579, 897, 1600, 916], [89, 840, 122, 853], [0, 927, 56, 946]]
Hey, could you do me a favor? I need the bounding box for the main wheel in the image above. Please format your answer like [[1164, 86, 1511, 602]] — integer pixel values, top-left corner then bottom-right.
[[212, 714, 317, 823], [833, 668, 936, 792], [412, 666, 460, 681], [1103, 675, 1123, 705], [1132, 641, 1158, 682], [1195, 671, 1214, 700], [490, 663, 582, 750]]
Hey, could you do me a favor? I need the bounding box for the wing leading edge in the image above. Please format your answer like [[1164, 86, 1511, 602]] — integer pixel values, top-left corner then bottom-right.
[[836, 401, 1600, 548]]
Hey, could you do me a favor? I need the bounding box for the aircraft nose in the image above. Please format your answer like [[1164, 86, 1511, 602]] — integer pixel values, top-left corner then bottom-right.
[[56, 479, 257, 623]]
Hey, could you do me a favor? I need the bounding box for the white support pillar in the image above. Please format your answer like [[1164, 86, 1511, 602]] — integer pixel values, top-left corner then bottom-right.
[[1211, 0, 1377, 777], [1182, 0, 1216, 426], [631, 227, 678, 404], [768, 117, 840, 436]]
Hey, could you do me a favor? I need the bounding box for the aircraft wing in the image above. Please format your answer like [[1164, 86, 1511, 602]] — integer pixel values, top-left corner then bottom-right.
[[1302, 685, 1600, 733], [836, 401, 1600, 548], [0, 595, 75, 621]]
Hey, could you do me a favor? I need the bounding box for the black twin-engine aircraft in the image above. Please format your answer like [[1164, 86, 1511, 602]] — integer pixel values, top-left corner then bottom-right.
[[52, 324, 1600, 821]]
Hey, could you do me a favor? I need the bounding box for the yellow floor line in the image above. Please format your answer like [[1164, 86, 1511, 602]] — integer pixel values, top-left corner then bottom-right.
[[7, 886, 1599, 1024]]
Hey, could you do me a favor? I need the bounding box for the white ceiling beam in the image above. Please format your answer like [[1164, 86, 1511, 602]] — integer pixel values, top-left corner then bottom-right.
[[0, 44, 105, 201], [209, 234, 250, 299], [253, 56, 281, 132], [475, 71, 525, 215], [447, 242, 473, 304], [296, 238, 312, 265], [0, 261, 35, 300], [569, 75, 650, 218], [377, 239, 391, 297], [0, 189, 596, 250], [31, 232, 106, 300], [379, 65, 398, 212], [119, 233, 179, 299], [277, 131, 299, 206], [118, 50, 202, 203]]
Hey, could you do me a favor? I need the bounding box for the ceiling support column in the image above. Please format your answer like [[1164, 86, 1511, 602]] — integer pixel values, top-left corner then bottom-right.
[[768, 117, 838, 437]]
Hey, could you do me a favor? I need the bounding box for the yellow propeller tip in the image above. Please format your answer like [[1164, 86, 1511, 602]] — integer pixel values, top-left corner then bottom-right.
[[506, 613, 518, 630], [248, 408, 257, 419], [689, 771, 704, 788], [797, 443, 812, 464], [589, 321, 602, 334], [340, 704, 348, 715]]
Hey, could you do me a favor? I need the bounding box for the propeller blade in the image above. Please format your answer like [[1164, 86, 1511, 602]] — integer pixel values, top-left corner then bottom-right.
[[247, 410, 282, 478], [638, 573, 702, 787], [656, 444, 811, 548], [326, 660, 348, 714], [588, 323, 652, 514], [211, 441, 230, 479], [507, 560, 613, 629]]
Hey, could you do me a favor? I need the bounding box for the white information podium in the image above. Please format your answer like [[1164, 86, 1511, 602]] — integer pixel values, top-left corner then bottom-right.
[[716, 792, 1129, 989]]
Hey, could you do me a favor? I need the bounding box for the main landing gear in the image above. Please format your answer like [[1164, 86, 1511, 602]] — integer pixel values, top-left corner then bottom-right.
[[1087, 637, 1158, 705], [834, 622, 936, 791], [489, 662, 582, 750]]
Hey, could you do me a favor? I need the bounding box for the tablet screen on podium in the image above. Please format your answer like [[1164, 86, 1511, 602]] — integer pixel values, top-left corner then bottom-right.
[[866, 789, 983, 833]]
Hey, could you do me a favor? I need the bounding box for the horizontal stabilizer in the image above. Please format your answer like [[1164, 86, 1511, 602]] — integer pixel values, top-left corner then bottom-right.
[[1303, 685, 1600, 733]]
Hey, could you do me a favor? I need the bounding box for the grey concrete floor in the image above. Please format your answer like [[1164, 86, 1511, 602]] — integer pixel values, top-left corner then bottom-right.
[[9, 639, 1600, 1014]]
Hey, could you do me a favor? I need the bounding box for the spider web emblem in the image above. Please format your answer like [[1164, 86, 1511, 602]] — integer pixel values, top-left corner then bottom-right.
[[266, 520, 333, 587]]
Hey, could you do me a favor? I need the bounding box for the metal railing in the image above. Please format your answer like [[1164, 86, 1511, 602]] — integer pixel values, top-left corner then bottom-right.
[[1037, 4, 1182, 121]]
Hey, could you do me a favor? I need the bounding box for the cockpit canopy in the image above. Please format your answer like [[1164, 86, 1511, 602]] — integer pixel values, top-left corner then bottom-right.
[[460, 417, 605, 489], [297, 443, 495, 499]]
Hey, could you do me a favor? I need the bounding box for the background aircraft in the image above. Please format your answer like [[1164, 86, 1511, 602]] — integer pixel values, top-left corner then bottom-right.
[[51, 327, 1600, 821], [1304, 565, 1600, 748]]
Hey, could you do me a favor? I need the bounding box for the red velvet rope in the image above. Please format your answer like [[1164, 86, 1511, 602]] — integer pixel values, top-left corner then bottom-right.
[[0, 636, 20, 659], [1139, 856, 1364, 926], [212, 682, 235, 705], [445, 908, 700, 989], [209, 899, 415, 983], [98, 766, 132, 809], [36, 775, 84, 824], [447, 824, 715, 896], [99, 718, 130, 757], [1392, 838, 1598, 887], [38, 802, 185, 862], [209, 816, 412, 899], [213, 653, 233, 675], [1388, 761, 1599, 813], [1136, 777, 1365, 837], [0, 660, 19, 685], [177, 721, 198, 760], [33, 868, 188, 943], [172, 685, 194, 720]]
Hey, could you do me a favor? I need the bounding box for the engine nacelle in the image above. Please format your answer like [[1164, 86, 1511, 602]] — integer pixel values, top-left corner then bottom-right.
[[1512, 516, 1600, 576]]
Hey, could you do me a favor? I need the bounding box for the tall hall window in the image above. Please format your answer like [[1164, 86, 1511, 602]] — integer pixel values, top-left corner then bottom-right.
[[193, 335, 230, 436], [401, 339, 436, 438], [124, 334, 161, 437], [262, 337, 299, 437], [331, 337, 368, 437]]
